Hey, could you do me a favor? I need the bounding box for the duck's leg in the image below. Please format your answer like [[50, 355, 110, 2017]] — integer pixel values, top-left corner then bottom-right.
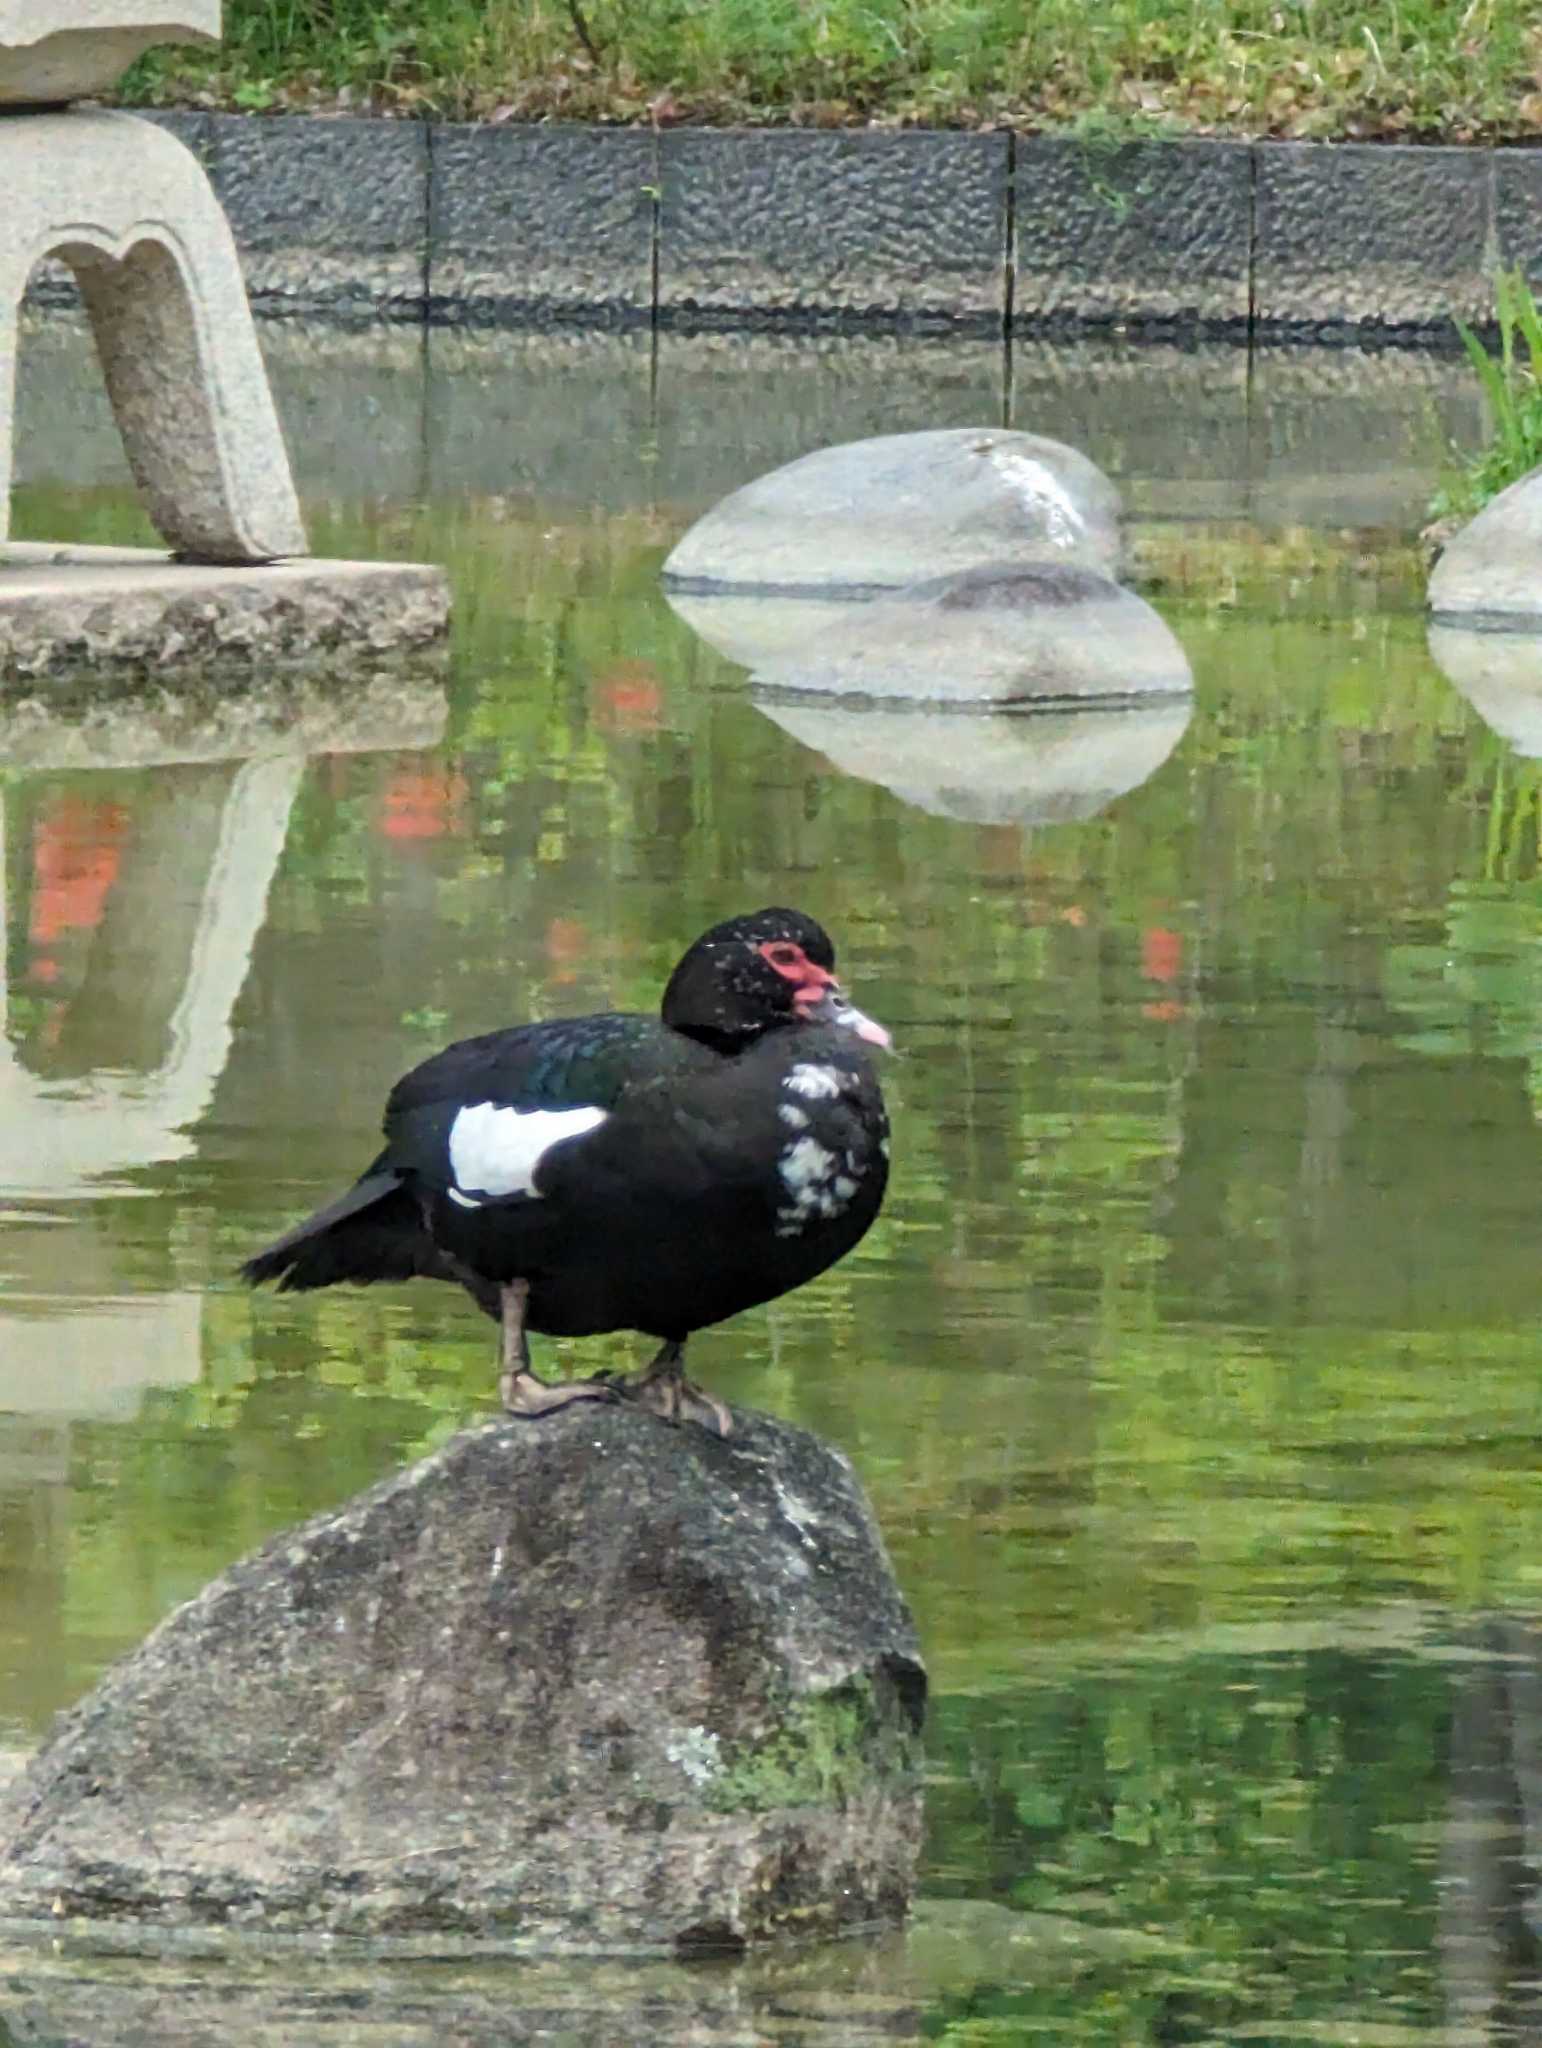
[[497, 1280, 617, 1416], [607, 1339, 733, 1439]]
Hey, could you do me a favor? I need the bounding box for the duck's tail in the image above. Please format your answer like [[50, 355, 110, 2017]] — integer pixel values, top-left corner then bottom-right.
[[241, 1167, 427, 1294]]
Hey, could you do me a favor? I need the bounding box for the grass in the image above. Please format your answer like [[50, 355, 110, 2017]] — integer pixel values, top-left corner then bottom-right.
[[1432, 268, 1542, 529], [122, 0, 1542, 138]]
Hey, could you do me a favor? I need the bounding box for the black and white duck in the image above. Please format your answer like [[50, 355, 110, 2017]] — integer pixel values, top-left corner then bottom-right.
[[242, 908, 891, 1436]]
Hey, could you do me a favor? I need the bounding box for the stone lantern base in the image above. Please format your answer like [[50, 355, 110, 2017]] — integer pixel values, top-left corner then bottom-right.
[[0, 542, 449, 683]]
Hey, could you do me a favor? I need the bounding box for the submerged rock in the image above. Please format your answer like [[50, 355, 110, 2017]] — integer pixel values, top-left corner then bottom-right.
[[0, 1407, 925, 1950], [756, 694, 1192, 826], [673, 564, 1192, 708], [663, 428, 1123, 595], [1429, 467, 1542, 625]]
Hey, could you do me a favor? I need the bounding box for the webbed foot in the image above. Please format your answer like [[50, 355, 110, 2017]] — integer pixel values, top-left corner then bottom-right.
[[499, 1368, 619, 1417], [497, 1278, 618, 1418], [597, 1340, 733, 1438]]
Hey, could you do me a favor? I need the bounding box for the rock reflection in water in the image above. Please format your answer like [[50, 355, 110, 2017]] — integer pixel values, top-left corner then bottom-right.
[[0, 1899, 1177, 2048], [1441, 1617, 1542, 2039], [1428, 622, 1542, 759], [670, 563, 1192, 709], [756, 694, 1192, 827], [667, 559, 1192, 823]]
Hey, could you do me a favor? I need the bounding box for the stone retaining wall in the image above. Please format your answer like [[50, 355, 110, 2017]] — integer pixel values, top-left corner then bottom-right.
[[28, 116, 1538, 337]]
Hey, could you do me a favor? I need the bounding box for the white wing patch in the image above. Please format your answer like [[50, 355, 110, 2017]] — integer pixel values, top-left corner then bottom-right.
[[448, 1100, 607, 1202]]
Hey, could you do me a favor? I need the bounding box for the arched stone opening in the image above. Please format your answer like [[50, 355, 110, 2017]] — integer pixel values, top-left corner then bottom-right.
[[0, 108, 306, 561]]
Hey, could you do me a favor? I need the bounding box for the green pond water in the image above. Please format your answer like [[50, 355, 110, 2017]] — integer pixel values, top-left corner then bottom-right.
[[3, 323, 1542, 2043]]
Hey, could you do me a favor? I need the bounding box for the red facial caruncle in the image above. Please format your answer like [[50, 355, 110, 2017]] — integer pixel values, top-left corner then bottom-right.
[[757, 939, 833, 1008], [756, 940, 892, 1050]]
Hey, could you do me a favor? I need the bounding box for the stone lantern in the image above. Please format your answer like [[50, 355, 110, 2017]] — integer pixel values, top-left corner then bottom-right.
[[0, 0, 307, 561], [0, 3, 447, 675]]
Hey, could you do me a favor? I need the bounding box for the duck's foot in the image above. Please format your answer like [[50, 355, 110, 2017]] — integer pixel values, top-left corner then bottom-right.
[[497, 1278, 618, 1418], [499, 1367, 618, 1417], [598, 1340, 733, 1439]]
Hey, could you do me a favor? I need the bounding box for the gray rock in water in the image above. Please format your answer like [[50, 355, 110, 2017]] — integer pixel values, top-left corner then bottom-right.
[[1428, 620, 1542, 757], [1429, 467, 1542, 625], [755, 695, 1192, 826], [673, 564, 1192, 707], [0, 1407, 925, 1951], [663, 428, 1123, 594]]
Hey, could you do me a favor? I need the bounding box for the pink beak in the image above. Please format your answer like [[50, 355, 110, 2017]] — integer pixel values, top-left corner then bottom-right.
[[801, 982, 893, 1051]]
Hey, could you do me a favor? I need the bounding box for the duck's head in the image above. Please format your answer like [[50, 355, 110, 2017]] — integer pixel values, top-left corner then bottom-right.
[[661, 908, 891, 1056]]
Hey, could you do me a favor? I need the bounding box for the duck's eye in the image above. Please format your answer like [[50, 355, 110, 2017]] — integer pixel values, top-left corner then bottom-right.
[[762, 943, 803, 971]]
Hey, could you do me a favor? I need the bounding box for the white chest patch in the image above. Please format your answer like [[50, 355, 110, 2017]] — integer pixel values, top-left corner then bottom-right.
[[786, 1063, 844, 1101], [776, 1134, 862, 1237], [447, 1100, 607, 1204]]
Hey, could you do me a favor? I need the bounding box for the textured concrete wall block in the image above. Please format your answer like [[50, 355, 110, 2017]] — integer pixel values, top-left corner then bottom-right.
[[1496, 151, 1542, 295], [1013, 138, 1251, 331], [428, 124, 656, 326], [1254, 142, 1492, 335], [140, 108, 212, 161], [209, 113, 430, 320], [659, 129, 1009, 329]]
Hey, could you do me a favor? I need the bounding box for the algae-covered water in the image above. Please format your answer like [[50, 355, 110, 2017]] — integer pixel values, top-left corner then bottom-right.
[[3, 319, 1541, 2043]]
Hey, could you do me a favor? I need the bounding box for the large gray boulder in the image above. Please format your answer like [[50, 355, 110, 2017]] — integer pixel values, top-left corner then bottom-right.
[[1428, 620, 1542, 757], [673, 563, 1192, 708], [1429, 467, 1542, 625], [0, 1406, 924, 1950], [663, 428, 1123, 594], [755, 694, 1193, 826]]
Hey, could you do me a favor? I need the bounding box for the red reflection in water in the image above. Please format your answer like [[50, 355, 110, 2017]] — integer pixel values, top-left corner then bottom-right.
[[544, 917, 591, 987], [1142, 926, 1183, 984], [1141, 925, 1185, 1022], [593, 662, 663, 736], [28, 795, 129, 949], [378, 769, 469, 842]]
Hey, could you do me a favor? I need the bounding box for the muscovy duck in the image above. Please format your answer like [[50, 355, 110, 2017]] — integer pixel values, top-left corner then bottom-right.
[[242, 908, 890, 1436]]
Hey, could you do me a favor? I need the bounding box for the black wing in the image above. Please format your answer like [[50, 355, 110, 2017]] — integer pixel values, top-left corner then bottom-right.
[[384, 1011, 661, 1126], [381, 1010, 708, 1201], [245, 1014, 671, 1298]]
